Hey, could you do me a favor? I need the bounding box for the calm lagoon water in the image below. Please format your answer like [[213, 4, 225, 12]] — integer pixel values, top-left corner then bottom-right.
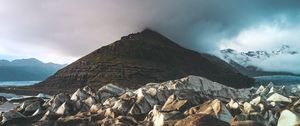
[[0, 81, 40, 87], [254, 75, 300, 85]]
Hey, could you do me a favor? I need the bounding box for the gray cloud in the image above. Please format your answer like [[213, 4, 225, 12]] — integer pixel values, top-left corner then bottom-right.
[[254, 54, 300, 74], [0, 0, 300, 71]]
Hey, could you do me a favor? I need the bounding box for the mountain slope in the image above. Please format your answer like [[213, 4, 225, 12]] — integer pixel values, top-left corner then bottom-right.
[[36, 29, 254, 93], [0, 58, 65, 81]]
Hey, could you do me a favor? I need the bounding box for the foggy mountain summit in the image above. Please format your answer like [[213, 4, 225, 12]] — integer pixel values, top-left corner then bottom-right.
[[220, 45, 298, 67], [219, 44, 300, 76], [35, 29, 254, 94]]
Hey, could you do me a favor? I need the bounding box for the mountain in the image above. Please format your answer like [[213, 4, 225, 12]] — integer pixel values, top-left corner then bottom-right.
[[220, 45, 298, 67], [220, 45, 299, 77], [0, 58, 66, 81], [36, 29, 254, 93]]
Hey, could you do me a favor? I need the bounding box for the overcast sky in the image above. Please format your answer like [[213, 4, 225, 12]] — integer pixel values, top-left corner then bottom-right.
[[0, 0, 300, 73]]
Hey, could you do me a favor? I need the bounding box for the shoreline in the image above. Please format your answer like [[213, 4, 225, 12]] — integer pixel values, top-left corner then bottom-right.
[[0, 76, 299, 125]]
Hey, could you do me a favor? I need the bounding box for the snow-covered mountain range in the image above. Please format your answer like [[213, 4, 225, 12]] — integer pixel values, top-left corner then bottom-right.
[[219, 45, 299, 77], [220, 45, 298, 67]]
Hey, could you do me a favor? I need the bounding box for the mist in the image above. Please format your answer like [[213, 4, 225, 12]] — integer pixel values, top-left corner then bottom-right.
[[254, 54, 300, 74]]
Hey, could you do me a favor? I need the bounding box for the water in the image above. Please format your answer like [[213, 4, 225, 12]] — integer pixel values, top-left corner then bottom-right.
[[0, 93, 19, 99], [254, 75, 300, 85], [0, 81, 40, 87]]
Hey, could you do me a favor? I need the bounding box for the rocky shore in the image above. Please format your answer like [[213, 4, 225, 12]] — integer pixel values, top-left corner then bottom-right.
[[0, 75, 299, 126]]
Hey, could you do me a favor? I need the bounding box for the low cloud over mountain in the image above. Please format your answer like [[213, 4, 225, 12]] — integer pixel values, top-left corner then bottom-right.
[[1, 0, 300, 71], [220, 45, 300, 74]]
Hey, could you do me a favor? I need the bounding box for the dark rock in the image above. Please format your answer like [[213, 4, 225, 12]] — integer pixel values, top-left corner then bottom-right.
[[71, 88, 90, 101], [98, 116, 138, 126], [16, 98, 44, 116], [115, 116, 138, 125], [226, 99, 242, 116], [75, 100, 90, 112], [112, 98, 135, 115], [90, 104, 103, 113], [33, 120, 56, 126], [161, 94, 188, 112], [230, 120, 266, 126], [11, 97, 43, 104], [47, 93, 70, 110], [29, 108, 47, 122], [0, 110, 29, 126], [23, 101, 42, 116], [40, 110, 60, 121], [54, 112, 102, 126], [146, 105, 185, 126], [184, 99, 232, 122], [83, 96, 96, 107], [96, 84, 125, 103], [0, 96, 7, 104], [174, 114, 230, 126], [231, 113, 268, 126], [161, 90, 205, 112], [55, 101, 76, 116], [104, 108, 119, 118]]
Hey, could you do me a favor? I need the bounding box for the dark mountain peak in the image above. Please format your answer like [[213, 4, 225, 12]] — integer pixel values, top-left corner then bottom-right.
[[37, 30, 254, 94], [113, 28, 181, 49], [141, 28, 156, 33], [93, 29, 184, 61], [118, 28, 158, 41], [221, 48, 236, 53], [140, 28, 166, 38], [120, 28, 163, 38]]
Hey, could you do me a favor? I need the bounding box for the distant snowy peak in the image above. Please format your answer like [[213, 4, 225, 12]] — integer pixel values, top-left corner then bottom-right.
[[271, 45, 298, 55], [220, 45, 298, 67]]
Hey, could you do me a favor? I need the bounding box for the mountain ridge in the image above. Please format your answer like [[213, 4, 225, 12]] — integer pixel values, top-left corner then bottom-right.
[[36, 29, 254, 94], [220, 45, 298, 66], [0, 58, 66, 81], [219, 45, 299, 77]]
